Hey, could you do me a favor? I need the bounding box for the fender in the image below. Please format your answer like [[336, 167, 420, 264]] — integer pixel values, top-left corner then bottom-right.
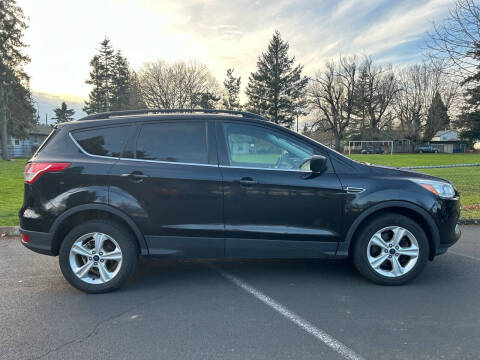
[[336, 200, 440, 257], [49, 203, 149, 255]]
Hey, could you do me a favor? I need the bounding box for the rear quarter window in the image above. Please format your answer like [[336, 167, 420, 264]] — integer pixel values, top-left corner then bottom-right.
[[72, 126, 131, 158]]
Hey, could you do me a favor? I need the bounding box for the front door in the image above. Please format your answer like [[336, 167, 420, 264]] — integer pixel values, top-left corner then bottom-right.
[[217, 121, 344, 258], [110, 120, 224, 257]]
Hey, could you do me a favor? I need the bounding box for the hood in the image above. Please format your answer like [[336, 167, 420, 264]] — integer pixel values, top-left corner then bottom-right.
[[364, 163, 449, 182]]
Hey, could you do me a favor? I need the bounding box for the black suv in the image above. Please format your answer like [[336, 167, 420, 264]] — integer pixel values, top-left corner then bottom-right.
[[20, 109, 461, 293]]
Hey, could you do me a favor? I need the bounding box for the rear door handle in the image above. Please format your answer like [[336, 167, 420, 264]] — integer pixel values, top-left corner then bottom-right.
[[238, 177, 257, 186], [121, 171, 149, 182]]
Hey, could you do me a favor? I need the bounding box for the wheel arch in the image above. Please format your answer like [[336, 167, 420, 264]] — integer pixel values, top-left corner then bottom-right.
[[341, 201, 440, 260], [49, 204, 149, 256]]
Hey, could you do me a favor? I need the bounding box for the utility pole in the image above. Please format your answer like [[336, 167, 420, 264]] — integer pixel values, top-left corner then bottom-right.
[[45, 113, 47, 126]]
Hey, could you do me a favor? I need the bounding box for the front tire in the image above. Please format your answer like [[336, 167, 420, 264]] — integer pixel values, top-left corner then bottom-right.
[[59, 220, 138, 293], [352, 214, 429, 285]]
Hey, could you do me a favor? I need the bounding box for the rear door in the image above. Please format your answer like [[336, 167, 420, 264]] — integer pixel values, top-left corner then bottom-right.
[[109, 120, 224, 257], [217, 121, 344, 258]]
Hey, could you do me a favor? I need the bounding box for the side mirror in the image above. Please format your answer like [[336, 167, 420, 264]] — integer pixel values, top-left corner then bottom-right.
[[310, 155, 328, 173]]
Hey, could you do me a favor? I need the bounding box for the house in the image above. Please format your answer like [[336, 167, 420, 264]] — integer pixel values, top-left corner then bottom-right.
[[430, 129, 468, 153], [2, 124, 52, 158]]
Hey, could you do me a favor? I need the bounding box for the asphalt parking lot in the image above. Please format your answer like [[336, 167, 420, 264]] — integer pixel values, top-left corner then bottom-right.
[[1, 226, 479, 360]]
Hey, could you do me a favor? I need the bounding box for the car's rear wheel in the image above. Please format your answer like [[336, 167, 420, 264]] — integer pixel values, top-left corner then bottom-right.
[[59, 220, 138, 293], [352, 214, 429, 285]]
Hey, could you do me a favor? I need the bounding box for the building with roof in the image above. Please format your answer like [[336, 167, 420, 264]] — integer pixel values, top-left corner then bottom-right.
[[429, 129, 468, 153], [2, 124, 52, 158]]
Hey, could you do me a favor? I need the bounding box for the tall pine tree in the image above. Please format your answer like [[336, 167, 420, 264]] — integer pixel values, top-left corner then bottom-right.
[[52, 102, 75, 123], [458, 43, 480, 144], [246, 31, 309, 128], [222, 68, 241, 110], [84, 38, 133, 114], [423, 92, 449, 141], [0, 0, 35, 160]]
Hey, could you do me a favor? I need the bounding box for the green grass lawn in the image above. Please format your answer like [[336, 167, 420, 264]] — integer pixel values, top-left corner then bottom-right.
[[349, 153, 480, 220], [349, 153, 480, 167], [0, 158, 26, 226], [0, 154, 479, 226]]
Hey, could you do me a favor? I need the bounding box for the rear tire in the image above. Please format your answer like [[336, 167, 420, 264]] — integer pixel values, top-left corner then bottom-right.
[[59, 220, 138, 293], [352, 214, 429, 285]]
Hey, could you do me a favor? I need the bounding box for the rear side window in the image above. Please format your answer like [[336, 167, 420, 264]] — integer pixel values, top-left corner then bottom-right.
[[135, 122, 208, 164], [72, 126, 130, 158]]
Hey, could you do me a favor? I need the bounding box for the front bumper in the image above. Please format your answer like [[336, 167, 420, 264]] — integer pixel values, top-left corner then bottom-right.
[[436, 223, 461, 256], [433, 195, 462, 256], [20, 228, 55, 256]]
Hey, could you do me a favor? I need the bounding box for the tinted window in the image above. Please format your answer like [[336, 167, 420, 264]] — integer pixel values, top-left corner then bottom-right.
[[73, 126, 131, 157], [223, 123, 313, 170], [136, 122, 208, 164]]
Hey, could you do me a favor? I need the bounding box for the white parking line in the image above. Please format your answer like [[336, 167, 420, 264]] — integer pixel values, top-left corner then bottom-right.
[[449, 251, 480, 261], [211, 264, 365, 360]]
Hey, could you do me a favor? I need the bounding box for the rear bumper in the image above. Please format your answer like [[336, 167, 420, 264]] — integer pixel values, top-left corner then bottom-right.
[[20, 228, 55, 256]]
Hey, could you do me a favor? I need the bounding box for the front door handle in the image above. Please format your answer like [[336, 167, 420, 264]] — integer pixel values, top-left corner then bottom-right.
[[238, 177, 257, 186], [121, 171, 149, 182]]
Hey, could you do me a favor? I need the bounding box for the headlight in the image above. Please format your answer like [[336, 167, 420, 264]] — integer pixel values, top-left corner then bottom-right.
[[410, 179, 456, 198]]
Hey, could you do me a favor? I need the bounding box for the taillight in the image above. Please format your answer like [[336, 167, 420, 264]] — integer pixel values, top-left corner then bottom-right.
[[24, 162, 71, 184], [21, 233, 30, 243]]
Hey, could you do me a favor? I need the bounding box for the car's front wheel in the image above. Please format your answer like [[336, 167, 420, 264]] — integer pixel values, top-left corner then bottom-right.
[[59, 220, 138, 293], [352, 214, 429, 285]]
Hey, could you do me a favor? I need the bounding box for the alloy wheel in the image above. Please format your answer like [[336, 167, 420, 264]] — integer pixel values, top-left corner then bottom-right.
[[366, 226, 419, 278], [69, 232, 123, 284]]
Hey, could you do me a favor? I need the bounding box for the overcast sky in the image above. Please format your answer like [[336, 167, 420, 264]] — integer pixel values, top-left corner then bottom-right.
[[19, 0, 453, 101]]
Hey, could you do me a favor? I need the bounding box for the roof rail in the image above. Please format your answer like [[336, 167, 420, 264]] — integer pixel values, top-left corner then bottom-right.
[[79, 108, 266, 121]]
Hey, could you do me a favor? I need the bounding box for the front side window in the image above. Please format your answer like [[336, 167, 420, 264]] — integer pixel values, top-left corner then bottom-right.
[[223, 123, 313, 170], [136, 122, 208, 164], [72, 126, 131, 157]]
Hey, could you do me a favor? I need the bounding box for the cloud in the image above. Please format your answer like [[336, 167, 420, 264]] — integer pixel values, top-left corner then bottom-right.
[[352, 0, 451, 55], [17, 0, 452, 100]]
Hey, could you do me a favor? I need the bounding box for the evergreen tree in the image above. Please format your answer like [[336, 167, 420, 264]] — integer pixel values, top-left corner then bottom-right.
[[457, 43, 480, 143], [52, 102, 75, 123], [222, 68, 241, 110], [7, 78, 36, 139], [111, 50, 131, 111], [245, 31, 309, 128], [423, 92, 450, 141], [127, 70, 146, 109], [84, 38, 133, 114], [0, 0, 35, 160], [352, 65, 369, 133], [194, 91, 220, 109]]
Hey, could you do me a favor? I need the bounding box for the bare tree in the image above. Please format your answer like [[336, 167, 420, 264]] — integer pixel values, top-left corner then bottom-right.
[[137, 60, 220, 109], [393, 64, 433, 144], [427, 0, 480, 76], [308, 56, 358, 151], [393, 61, 462, 146], [354, 57, 397, 138]]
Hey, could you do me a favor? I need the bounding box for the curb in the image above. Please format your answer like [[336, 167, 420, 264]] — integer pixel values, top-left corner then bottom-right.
[[458, 219, 480, 225], [0, 226, 20, 236]]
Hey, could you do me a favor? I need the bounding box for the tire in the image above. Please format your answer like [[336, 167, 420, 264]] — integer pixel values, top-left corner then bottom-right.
[[59, 220, 138, 293], [352, 214, 429, 285]]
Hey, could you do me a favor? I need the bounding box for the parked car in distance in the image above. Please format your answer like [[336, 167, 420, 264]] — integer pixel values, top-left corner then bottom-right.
[[20, 109, 461, 293], [361, 146, 384, 154], [418, 144, 439, 153]]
